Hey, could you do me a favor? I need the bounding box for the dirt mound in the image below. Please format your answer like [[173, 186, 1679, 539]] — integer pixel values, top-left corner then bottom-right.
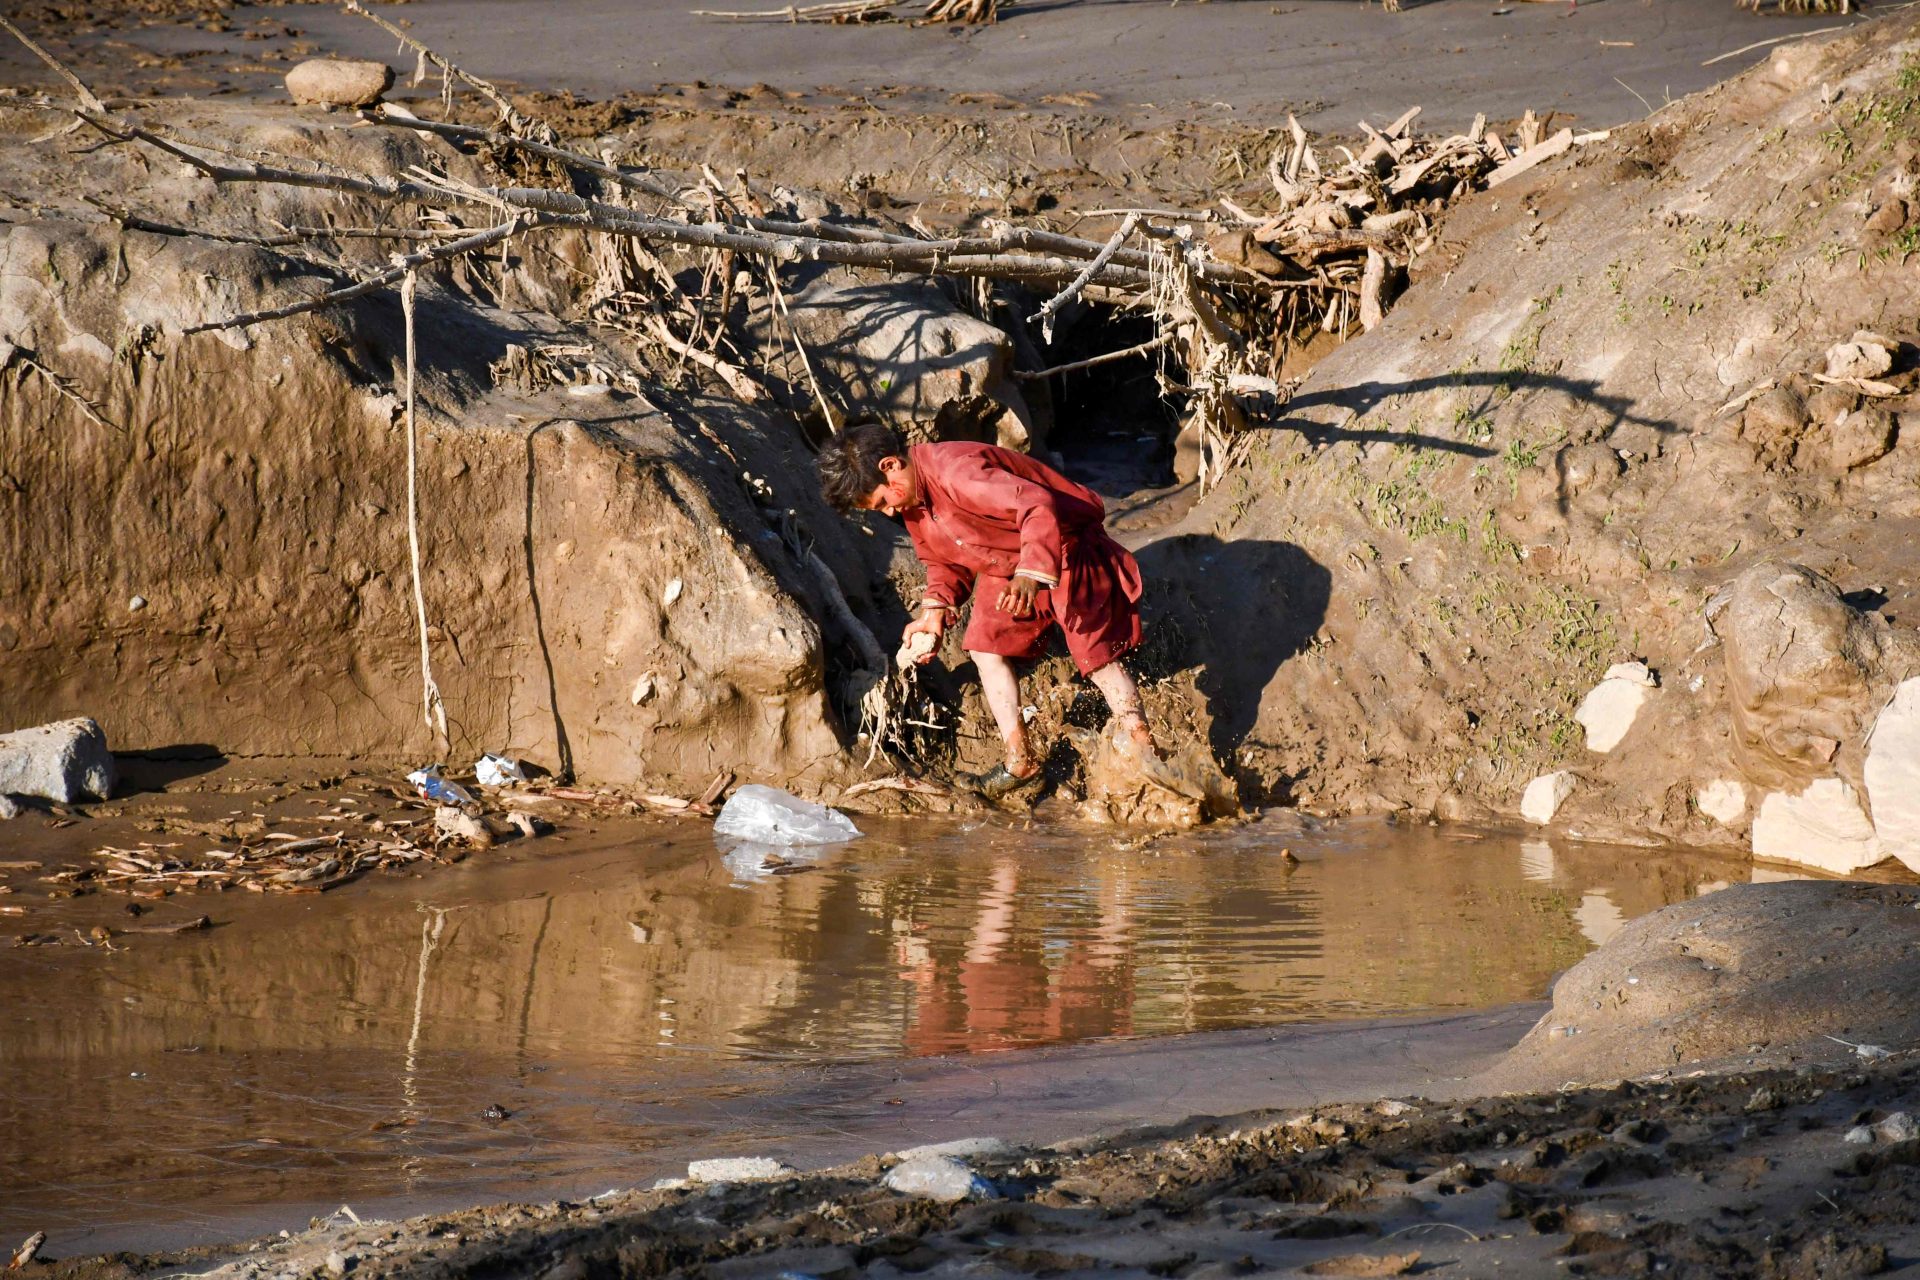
[[0, 103, 880, 793], [1165, 17, 1920, 859], [1482, 880, 1920, 1092]]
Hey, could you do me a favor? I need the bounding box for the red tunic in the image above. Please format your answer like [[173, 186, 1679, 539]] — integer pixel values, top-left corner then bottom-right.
[[904, 442, 1143, 675]]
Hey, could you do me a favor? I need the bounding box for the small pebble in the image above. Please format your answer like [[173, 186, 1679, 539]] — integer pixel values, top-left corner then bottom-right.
[[1844, 1125, 1875, 1145]]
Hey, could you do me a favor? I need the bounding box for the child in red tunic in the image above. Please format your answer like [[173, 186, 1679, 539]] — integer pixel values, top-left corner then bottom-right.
[[819, 423, 1156, 798]]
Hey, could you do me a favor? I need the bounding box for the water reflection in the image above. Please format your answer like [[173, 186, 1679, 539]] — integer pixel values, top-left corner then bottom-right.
[[0, 815, 1742, 1246]]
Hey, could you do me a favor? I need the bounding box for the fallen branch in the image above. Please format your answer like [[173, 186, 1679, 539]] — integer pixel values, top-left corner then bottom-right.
[[183, 217, 538, 333]]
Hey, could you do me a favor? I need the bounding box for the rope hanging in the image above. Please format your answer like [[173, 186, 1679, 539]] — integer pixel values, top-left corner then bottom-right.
[[401, 269, 450, 752]]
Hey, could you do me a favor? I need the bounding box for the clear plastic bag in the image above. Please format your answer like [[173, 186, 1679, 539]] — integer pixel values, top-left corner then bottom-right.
[[712, 784, 861, 846]]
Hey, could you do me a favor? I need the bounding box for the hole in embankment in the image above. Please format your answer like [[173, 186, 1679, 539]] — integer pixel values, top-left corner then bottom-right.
[[1027, 305, 1184, 511]]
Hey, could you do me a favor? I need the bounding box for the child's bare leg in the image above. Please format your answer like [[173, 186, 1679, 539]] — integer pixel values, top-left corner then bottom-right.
[[971, 650, 1038, 776], [1089, 661, 1155, 756]]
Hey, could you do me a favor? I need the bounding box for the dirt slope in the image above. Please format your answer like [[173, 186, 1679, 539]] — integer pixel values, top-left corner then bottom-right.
[[1164, 18, 1920, 855]]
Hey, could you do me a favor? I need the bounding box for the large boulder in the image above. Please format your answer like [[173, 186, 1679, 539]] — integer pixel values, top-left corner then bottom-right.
[[1483, 881, 1920, 1092], [773, 282, 1035, 450], [1864, 676, 1920, 872], [0, 717, 114, 803], [1715, 563, 1917, 790]]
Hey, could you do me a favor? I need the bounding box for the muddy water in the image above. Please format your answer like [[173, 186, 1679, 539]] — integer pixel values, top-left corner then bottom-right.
[[0, 813, 1740, 1251]]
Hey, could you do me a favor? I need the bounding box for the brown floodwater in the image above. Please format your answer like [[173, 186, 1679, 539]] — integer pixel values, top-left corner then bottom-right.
[[0, 811, 1747, 1253]]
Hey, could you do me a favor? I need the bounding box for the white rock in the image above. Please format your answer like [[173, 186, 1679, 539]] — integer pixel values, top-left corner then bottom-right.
[[686, 1156, 795, 1183], [1521, 771, 1577, 825], [1844, 1125, 1875, 1145], [1376, 1099, 1415, 1117], [128, 595, 147, 612], [1573, 662, 1657, 753], [1826, 336, 1895, 381], [893, 1137, 1014, 1162], [433, 806, 489, 843], [1875, 1112, 1917, 1144], [0, 794, 19, 820], [1696, 779, 1748, 826], [566, 382, 612, 398], [0, 718, 114, 803], [285, 58, 394, 108], [1751, 777, 1883, 873], [650, 1176, 690, 1191], [1865, 677, 1920, 873], [882, 1155, 988, 1202]]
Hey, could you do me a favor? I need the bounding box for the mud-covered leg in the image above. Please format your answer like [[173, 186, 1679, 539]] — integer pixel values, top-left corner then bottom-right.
[[971, 650, 1038, 776], [1089, 660, 1156, 757]]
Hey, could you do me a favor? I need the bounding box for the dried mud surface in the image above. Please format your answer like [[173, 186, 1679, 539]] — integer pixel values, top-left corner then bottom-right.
[[25, 1055, 1920, 1279]]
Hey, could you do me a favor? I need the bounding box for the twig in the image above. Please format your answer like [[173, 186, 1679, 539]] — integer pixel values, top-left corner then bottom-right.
[[343, 1, 549, 140], [183, 217, 535, 333], [1034, 211, 1138, 335], [375, 108, 693, 209], [3, 347, 121, 432], [1701, 27, 1846, 68], [0, 14, 105, 112], [1011, 332, 1174, 381], [644, 313, 766, 401]]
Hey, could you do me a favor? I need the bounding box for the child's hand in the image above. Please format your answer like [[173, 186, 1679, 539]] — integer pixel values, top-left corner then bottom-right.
[[997, 576, 1039, 620], [897, 609, 945, 667]]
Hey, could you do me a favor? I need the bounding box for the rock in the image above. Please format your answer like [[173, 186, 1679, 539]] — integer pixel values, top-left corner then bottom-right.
[[1844, 1125, 1875, 1145], [128, 595, 147, 612], [686, 1156, 796, 1183], [1865, 198, 1911, 237], [1696, 778, 1748, 826], [1740, 386, 1807, 465], [0, 795, 17, 820], [1714, 562, 1920, 791], [1804, 383, 1859, 433], [882, 1154, 989, 1202], [285, 59, 394, 109], [1876, 1112, 1917, 1143], [1865, 677, 1920, 873], [1376, 1099, 1415, 1117], [1825, 336, 1894, 381], [1573, 661, 1657, 752], [324, 1251, 348, 1279], [1821, 406, 1895, 470], [433, 805, 493, 847], [1482, 881, 1920, 1091], [768, 281, 1034, 450], [1752, 778, 1883, 873], [1521, 771, 1576, 825], [0, 718, 114, 803], [893, 1136, 1015, 1162]]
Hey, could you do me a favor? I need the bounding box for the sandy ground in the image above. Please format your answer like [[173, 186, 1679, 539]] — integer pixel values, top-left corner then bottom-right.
[[0, 0, 1866, 133]]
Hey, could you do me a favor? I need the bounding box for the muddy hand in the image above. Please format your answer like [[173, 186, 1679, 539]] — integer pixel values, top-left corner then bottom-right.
[[997, 576, 1039, 619]]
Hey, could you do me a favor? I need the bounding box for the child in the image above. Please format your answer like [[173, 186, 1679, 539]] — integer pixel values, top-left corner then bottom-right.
[[818, 423, 1156, 798]]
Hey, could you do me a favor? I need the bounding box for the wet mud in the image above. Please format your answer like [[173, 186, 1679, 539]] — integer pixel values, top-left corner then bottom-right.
[[0, 760, 1754, 1252]]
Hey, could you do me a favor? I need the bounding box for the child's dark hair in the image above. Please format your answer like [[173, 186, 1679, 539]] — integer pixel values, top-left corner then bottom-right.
[[817, 421, 904, 513]]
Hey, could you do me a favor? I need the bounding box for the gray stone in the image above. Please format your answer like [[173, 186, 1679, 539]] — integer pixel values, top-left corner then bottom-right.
[[1844, 1125, 1875, 1145], [0, 718, 113, 802], [0, 794, 18, 820], [892, 1136, 1015, 1162], [1865, 677, 1920, 873], [1825, 335, 1895, 381], [769, 281, 1034, 451], [1696, 778, 1748, 826], [1574, 661, 1657, 753], [1752, 778, 1882, 874], [1824, 406, 1896, 470], [1521, 770, 1576, 825], [1876, 1111, 1917, 1143], [883, 1154, 989, 1202], [686, 1156, 796, 1183], [285, 59, 394, 109]]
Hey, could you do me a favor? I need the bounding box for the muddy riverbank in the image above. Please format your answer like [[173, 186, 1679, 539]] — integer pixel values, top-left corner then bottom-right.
[[0, 753, 1772, 1254]]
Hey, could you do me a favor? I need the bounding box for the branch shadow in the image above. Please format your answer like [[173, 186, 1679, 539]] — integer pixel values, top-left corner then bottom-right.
[[1264, 369, 1679, 456]]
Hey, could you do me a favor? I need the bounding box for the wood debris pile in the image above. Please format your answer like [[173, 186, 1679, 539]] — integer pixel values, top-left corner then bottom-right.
[[1214, 107, 1603, 349]]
